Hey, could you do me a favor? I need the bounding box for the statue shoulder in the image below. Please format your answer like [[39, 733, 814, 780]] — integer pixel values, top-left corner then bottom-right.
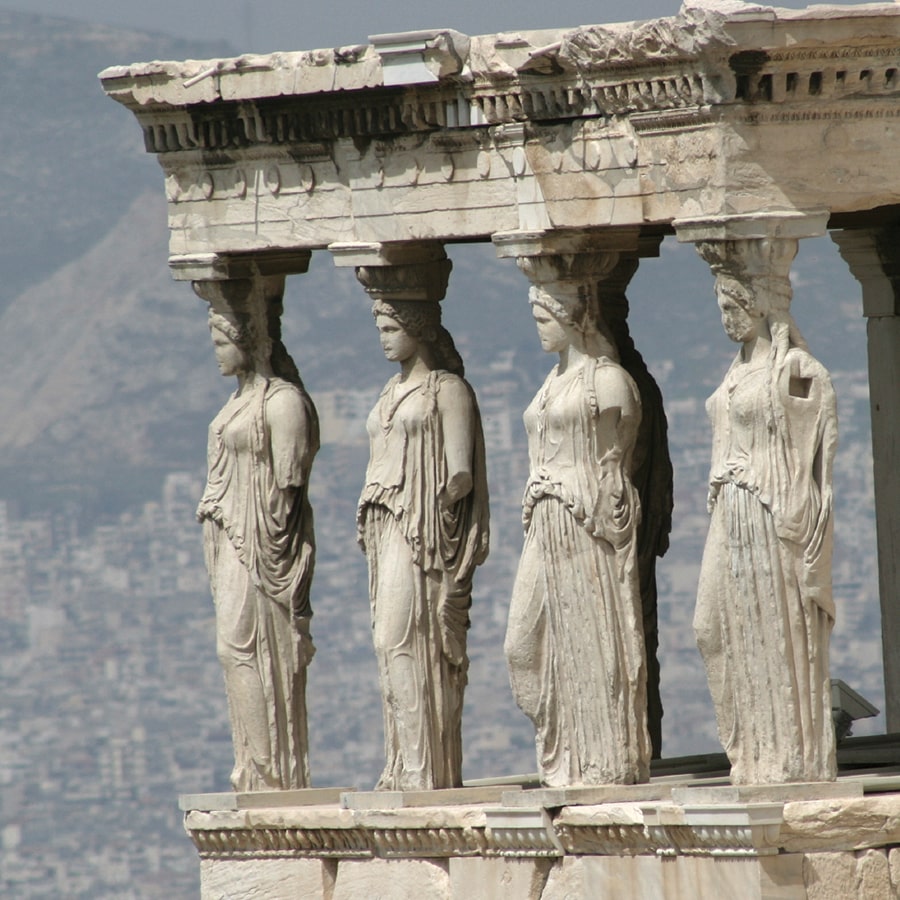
[[590, 357, 640, 415], [785, 347, 829, 380], [434, 371, 475, 407], [782, 347, 835, 404], [264, 379, 312, 427]]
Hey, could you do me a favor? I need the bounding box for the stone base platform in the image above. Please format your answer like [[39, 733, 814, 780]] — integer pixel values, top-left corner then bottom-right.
[[182, 776, 900, 899]]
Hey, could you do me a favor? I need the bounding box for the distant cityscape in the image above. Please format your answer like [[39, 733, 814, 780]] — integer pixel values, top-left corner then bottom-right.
[[0, 348, 883, 897]]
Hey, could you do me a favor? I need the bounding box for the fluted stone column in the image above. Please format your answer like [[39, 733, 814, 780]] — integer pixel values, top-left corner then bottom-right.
[[832, 226, 900, 731]]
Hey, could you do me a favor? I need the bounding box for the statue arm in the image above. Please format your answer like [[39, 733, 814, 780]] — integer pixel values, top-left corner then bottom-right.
[[794, 354, 838, 563], [592, 363, 641, 465], [589, 364, 641, 545], [266, 387, 312, 490], [437, 378, 475, 508]]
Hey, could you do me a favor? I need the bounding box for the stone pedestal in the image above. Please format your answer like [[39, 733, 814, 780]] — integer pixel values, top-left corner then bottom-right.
[[182, 782, 900, 899]]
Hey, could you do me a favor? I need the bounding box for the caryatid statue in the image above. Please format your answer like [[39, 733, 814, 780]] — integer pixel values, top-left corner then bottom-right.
[[195, 277, 319, 792], [694, 237, 838, 785], [354, 253, 489, 791], [504, 251, 651, 787]]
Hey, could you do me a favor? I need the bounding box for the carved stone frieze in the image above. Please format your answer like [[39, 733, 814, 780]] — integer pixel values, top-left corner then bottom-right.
[[102, 6, 900, 251], [483, 809, 564, 858], [370, 826, 484, 858], [641, 802, 785, 858], [555, 823, 651, 856], [189, 825, 373, 859], [645, 823, 780, 858], [184, 800, 793, 862], [182, 791, 900, 871], [187, 820, 484, 860]]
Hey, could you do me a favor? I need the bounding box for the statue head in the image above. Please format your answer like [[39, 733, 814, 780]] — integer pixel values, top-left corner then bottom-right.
[[209, 310, 253, 377], [715, 275, 767, 345], [698, 238, 806, 354], [202, 283, 305, 385], [528, 285, 618, 361], [371, 299, 464, 376]]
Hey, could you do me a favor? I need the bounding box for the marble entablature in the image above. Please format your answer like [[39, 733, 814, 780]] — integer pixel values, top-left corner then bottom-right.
[[101, 2, 900, 258]]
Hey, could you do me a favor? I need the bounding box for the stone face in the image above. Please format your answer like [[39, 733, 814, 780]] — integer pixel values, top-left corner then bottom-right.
[[357, 289, 489, 791], [195, 277, 319, 791], [691, 234, 838, 786]]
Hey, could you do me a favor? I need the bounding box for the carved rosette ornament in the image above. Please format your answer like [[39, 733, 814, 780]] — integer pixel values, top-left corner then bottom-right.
[[689, 231, 838, 785]]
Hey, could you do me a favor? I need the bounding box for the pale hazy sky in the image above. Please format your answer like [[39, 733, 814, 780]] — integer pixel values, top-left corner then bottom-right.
[[2, 0, 859, 55]]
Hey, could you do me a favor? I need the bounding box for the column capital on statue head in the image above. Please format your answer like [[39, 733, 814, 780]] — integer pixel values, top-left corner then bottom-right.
[[170, 250, 311, 283], [493, 228, 646, 301], [676, 213, 829, 317], [329, 241, 447, 269], [492, 227, 641, 261], [329, 241, 451, 302], [673, 210, 829, 245]]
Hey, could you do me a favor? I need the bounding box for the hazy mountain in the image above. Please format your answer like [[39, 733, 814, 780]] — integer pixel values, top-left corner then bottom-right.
[[0, 10, 229, 313], [0, 8, 884, 898]]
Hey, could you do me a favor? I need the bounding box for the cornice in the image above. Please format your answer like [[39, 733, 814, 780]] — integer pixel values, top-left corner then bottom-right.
[[98, 2, 897, 153], [126, 32, 898, 155], [184, 800, 788, 861]]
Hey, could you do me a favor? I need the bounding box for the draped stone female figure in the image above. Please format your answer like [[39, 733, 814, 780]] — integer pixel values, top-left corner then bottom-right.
[[359, 299, 489, 791], [197, 300, 319, 792], [695, 242, 838, 784], [505, 286, 650, 786]]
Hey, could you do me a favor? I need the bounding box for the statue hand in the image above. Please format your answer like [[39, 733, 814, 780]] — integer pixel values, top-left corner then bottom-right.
[[440, 471, 473, 509], [293, 617, 316, 667]]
